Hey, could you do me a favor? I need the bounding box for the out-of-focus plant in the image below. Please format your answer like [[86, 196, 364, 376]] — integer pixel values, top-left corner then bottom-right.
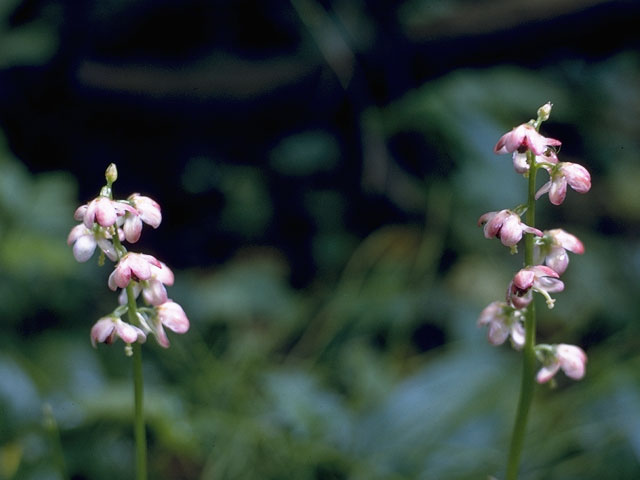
[[0, 0, 58, 68]]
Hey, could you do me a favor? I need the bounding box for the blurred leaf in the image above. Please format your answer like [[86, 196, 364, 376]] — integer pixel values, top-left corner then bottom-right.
[[269, 130, 340, 176]]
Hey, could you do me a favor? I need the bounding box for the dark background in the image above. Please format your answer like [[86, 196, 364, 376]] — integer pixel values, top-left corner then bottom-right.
[[1, 1, 640, 479]]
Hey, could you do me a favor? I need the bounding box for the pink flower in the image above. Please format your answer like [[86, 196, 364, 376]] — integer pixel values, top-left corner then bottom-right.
[[123, 194, 162, 243], [477, 301, 525, 349], [478, 210, 543, 247], [67, 224, 119, 262], [90, 316, 146, 347], [494, 124, 561, 156], [75, 197, 136, 229], [118, 260, 175, 306], [512, 149, 559, 175], [535, 162, 591, 205], [536, 344, 587, 383], [507, 265, 564, 309], [534, 229, 584, 275], [151, 301, 190, 348], [108, 253, 162, 290]]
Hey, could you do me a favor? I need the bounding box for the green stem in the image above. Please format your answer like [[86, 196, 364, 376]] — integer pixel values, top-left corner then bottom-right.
[[43, 404, 69, 480], [127, 286, 148, 480], [103, 173, 147, 479], [505, 151, 538, 480]]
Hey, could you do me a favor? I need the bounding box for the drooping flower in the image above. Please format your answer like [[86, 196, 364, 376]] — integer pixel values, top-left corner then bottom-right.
[[90, 316, 146, 347], [507, 265, 564, 309], [122, 193, 162, 243], [477, 301, 525, 349], [108, 252, 162, 291], [536, 344, 587, 383], [75, 196, 136, 229], [534, 229, 584, 275], [494, 123, 561, 156], [150, 301, 190, 348], [535, 162, 591, 205], [67, 224, 120, 263], [478, 210, 543, 247]]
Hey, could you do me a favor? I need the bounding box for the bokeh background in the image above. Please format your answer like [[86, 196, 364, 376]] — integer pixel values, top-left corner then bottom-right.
[[1, 0, 640, 479]]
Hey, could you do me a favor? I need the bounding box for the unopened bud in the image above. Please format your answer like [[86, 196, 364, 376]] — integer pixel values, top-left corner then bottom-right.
[[537, 102, 552, 122], [105, 163, 118, 185]]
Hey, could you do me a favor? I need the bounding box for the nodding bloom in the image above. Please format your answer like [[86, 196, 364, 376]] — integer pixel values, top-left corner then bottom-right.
[[90, 316, 146, 347], [535, 162, 591, 205], [536, 344, 587, 383], [123, 193, 162, 243], [507, 265, 564, 309], [108, 253, 162, 291], [494, 123, 561, 156], [118, 260, 175, 306], [477, 301, 525, 349], [534, 229, 584, 275], [75, 196, 136, 229], [67, 224, 120, 263], [151, 301, 190, 348], [512, 149, 559, 175], [478, 210, 543, 247]]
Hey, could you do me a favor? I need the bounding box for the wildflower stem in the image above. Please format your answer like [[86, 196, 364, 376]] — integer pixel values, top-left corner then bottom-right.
[[505, 151, 538, 480], [43, 404, 69, 480], [126, 285, 148, 480]]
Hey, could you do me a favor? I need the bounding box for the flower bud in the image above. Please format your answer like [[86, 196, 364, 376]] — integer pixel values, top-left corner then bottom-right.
[[537, 102, 552, 122], [105, 163, 118, 184]]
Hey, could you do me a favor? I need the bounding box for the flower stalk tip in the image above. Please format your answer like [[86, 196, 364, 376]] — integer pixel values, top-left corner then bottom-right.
[[105, 163, 118, 185]]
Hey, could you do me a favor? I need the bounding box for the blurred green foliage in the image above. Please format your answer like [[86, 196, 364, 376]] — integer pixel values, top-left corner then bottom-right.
[[0, 0, 58, 68], [2, 2, 640, 480]]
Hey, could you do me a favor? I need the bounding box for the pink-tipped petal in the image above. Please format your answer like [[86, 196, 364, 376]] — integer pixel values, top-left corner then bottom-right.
[[91, 318, 116, 346], [557, 344, 587, 380], [536, 363, 561, 384], [157, 301, 190, 334], [549, 177, 567, 205], [563, 163, 591, 193], [130, 194, 162, 228], [545, 247, 569, 275], [123, 215, 143, 243], [513, 269, 536, 290], [142, 280, 168, 306]]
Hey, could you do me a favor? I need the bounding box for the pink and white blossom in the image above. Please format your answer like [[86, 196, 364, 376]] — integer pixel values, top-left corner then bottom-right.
[[118, 260, 175, 306], [151, 301, 190, 348], [477, 301, 525, 349], [123, 194, 162, 243], [90, 316, 146, 346], [536, 344, 587, 383], [535, 162, 591, 205], [494, 123, 561, 156], [75, 196, 136, 229], [67, 224, 119, 262], [478, 210, 543, 247], [507, 265, 564, 309], [108, 252, 162, 291], [534, 229, 584, 275]]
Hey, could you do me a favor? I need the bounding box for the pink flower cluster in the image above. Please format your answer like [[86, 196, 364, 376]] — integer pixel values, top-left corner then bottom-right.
[[494, 120, 591, 205], [68, 165, 189, 351], [478, 105, 588, 384]]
